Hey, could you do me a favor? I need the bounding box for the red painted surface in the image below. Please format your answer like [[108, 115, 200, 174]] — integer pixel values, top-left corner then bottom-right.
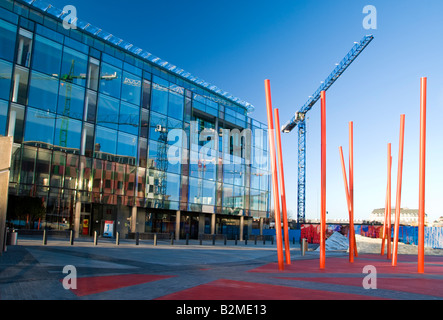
[[155, 279, 387, 300], [65, 274, 175, 297]]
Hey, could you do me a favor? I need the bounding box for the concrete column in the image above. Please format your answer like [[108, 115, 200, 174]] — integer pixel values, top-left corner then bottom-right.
[[175, 210, 180, 241], [240, 216, 244, 241], [131, 206, 137, 233], [211, 213, 216, 234], [74, 200, 81, 238], [0, 137, 12, 254]]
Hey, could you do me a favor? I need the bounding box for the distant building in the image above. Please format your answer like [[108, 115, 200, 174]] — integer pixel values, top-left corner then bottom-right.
[[369, 208, 428, 226]]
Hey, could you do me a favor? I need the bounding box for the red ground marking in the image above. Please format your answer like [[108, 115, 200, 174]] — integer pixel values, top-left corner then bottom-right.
[[277, 277, 443, 298], [155, 279, 388, 300], [62, 274, 175, 297], [248, 255, 443, 275]]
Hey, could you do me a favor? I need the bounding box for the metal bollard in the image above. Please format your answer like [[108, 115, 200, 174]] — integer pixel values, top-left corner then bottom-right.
[[94, 231, 98, 246], [245, 237, 248, 245], [186, 233, 189, 245], [301, 238, 308, 256], [235, 235, 238, 245], [70, 230, 74, 246], [263, 236, 266, 245], [154, 233, 157, 246], [116, 232, 120, 246], [199, 234, 202, 245], [224, 235, 227, 246], [135, 232, 140, 246], [43, 230, 47, 245], [254, 235, 257, 245], [212, 234, 216, 246], [170, 233, 174, 246]]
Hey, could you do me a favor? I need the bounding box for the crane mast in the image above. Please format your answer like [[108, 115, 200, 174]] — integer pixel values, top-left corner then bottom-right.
[[281, 35, 374, 225]]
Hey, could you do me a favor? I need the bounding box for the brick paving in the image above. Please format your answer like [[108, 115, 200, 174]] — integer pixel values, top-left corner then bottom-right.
[[1, 236, 443, 301]]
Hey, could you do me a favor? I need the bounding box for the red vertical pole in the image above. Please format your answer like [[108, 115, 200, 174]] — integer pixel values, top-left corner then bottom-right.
[[418, 77, 427, 274], [349, 121, 357, 258], [320, 91, 326, 269], [339, 146, 353, 263], [274, 108, 291, 265], [387, 149, 392, 260], [392, 114, 406, 267], [264, 80, 284, 271]]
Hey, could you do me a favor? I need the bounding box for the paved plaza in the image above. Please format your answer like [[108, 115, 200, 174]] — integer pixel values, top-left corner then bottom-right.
[[1, 235, 443, 302]]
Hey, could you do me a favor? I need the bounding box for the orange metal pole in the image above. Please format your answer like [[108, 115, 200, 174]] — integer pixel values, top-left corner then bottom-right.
[[387, 148, 392, 260], [392, 114, 406, 267], [418, 77, 427, 274], [349, 122, 357, 258], [320, 91, 326, 269], [339, 146, 353, 263], [264, 80, 284, 271], [274, 108, 291, 265]]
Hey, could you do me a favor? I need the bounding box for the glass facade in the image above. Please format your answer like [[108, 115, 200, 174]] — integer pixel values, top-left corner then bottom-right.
[[1, 0, 270, 239]]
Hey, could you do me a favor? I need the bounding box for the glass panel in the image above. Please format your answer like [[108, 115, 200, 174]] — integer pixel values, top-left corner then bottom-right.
[[202, 180, 215, 205], [28, 71, 59, 113], [140, 109, 149, 138], [64, 154, 79, 189], [57, 82, 85, 119], [121, 71, 141, 105], [11, 66, 29, 105], [78, 156, 92, 191], [142, 79, 151, 109], [119, 101, 139, 135], [99, 62, 122, 99], [97, 94, 119, 129], [102, 161, 115, 194], [20, 146, 36, 185], [138, 137, 147, 167], [165, 172, 180, 202], [0, 59, 13, 100], [0, 99, 8, 136], [92, 158, 103, 193], [50, 151, 66, 188], [32, 35, 62, 76], [113, 163, 125, 196], [85, 90, 97, 123], [188, 177, 201, 204], [125, 165, 136, 197], [61, 47, 88, 87], [168, 89, 183, 120], [151, 82, 168, 115], [24, 107, 55, 148], [16, 28, 33, 68], [116, 131, 137, 165], [87, 57, 100, 91], [82, 122, 94, 157], [35, 149, 51, 186], [54, 116, 82, 153], [149, 111, 167, 142], [8, 104, 25, 143], [94, 126, 117, 159], [0, 19, 17, 61]]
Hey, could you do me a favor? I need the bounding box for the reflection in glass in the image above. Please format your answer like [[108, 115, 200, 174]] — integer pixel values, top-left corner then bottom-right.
[[11, 66, 29, 105], [121, 71, 141, 105], [0, 19, 17, 61], [97, 94, 119, 129], [116, 131, 137, 164], [24, 107, 55, 148], [57, 82, 85, 119], [32, 35, 62, 76], [99, 63, 121, 98], [0, 59, 13, 100], [119, 101, 139, 135], [61, 47, 87, 86], [151, 82, 168, 115], [0, 99, 7, 136], [94, 126, 117, 159], [28, 71, 59, 113], [54, 117, 82, 153]]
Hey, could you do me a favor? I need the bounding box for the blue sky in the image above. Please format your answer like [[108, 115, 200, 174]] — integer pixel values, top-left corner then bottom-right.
[[50, 0, 443, 222]]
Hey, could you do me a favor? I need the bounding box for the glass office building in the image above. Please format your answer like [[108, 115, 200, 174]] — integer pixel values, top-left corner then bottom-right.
[[0, 0, 270, 239]]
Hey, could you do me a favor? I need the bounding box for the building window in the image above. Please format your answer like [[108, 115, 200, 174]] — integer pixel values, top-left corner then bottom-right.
[[11, 66, 29, 105], [54, 116, 82, 153], [119, 101, 139, 135], [84, 90, 97, 123], [8, 104, 25, 143], [99, 62, 122, 99], [87, 57, 100, 91], [121, 71, 141, 105], [168, 89, 184, 120], [97, 94, 119, 130], [0, 59, 13, 101], [61, 47, 88, 87], [16, 28, 33, 68], [28, 71, 59, 113], [32, 35, 62, 77], [0, 99, 8, 136], [151, 82, 168, 115], [57, 81, 85, 120], [23, 107, 56, 148], [116, 131, 137, 164], [0, 19, 17, 62], [94, 125, 117, 158], [142, 79, 151, 110]]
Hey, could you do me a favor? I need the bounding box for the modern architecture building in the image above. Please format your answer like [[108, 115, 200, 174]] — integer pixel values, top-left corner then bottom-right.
[[0, 0, 271, 240], [369, 208, 428, 226]]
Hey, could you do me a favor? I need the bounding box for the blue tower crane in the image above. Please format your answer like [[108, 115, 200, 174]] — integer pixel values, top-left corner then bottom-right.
[[281, 35, 374, 225]]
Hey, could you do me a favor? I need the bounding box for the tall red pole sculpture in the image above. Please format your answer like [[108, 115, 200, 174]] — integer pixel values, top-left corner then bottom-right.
[[339, 146, 353, 263], [348, 122, 357, 258], [392, 114, 406, 267], [381, 143, 392, 258], [418, 77, 427, 274], [274, 108, 291, 265], [320, 91, 326, 269], [264, 80, 285, 271]]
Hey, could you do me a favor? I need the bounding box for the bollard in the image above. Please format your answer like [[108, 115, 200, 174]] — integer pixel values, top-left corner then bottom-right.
[[135, 232, 140, 246], [301, 238, 308, 256], [170, 233, 174, 246], [212, 234, 216, 246], [199, 234, 202, 245], [70, 230, 74, 246], [154, 233, 157, 246], [254, 235, 257, 245], [235, 235, 238, 245], [116, 232, 120, 246], [94, 231, 98, 246], [293, 237, 296, 245], [224, 235, 227, 246], [271, 236, 274, 245], [43, 230, 47, 245], [263, 236, 266, 246], [186, 233, 189, 245], [245, 237, 248, 245]]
